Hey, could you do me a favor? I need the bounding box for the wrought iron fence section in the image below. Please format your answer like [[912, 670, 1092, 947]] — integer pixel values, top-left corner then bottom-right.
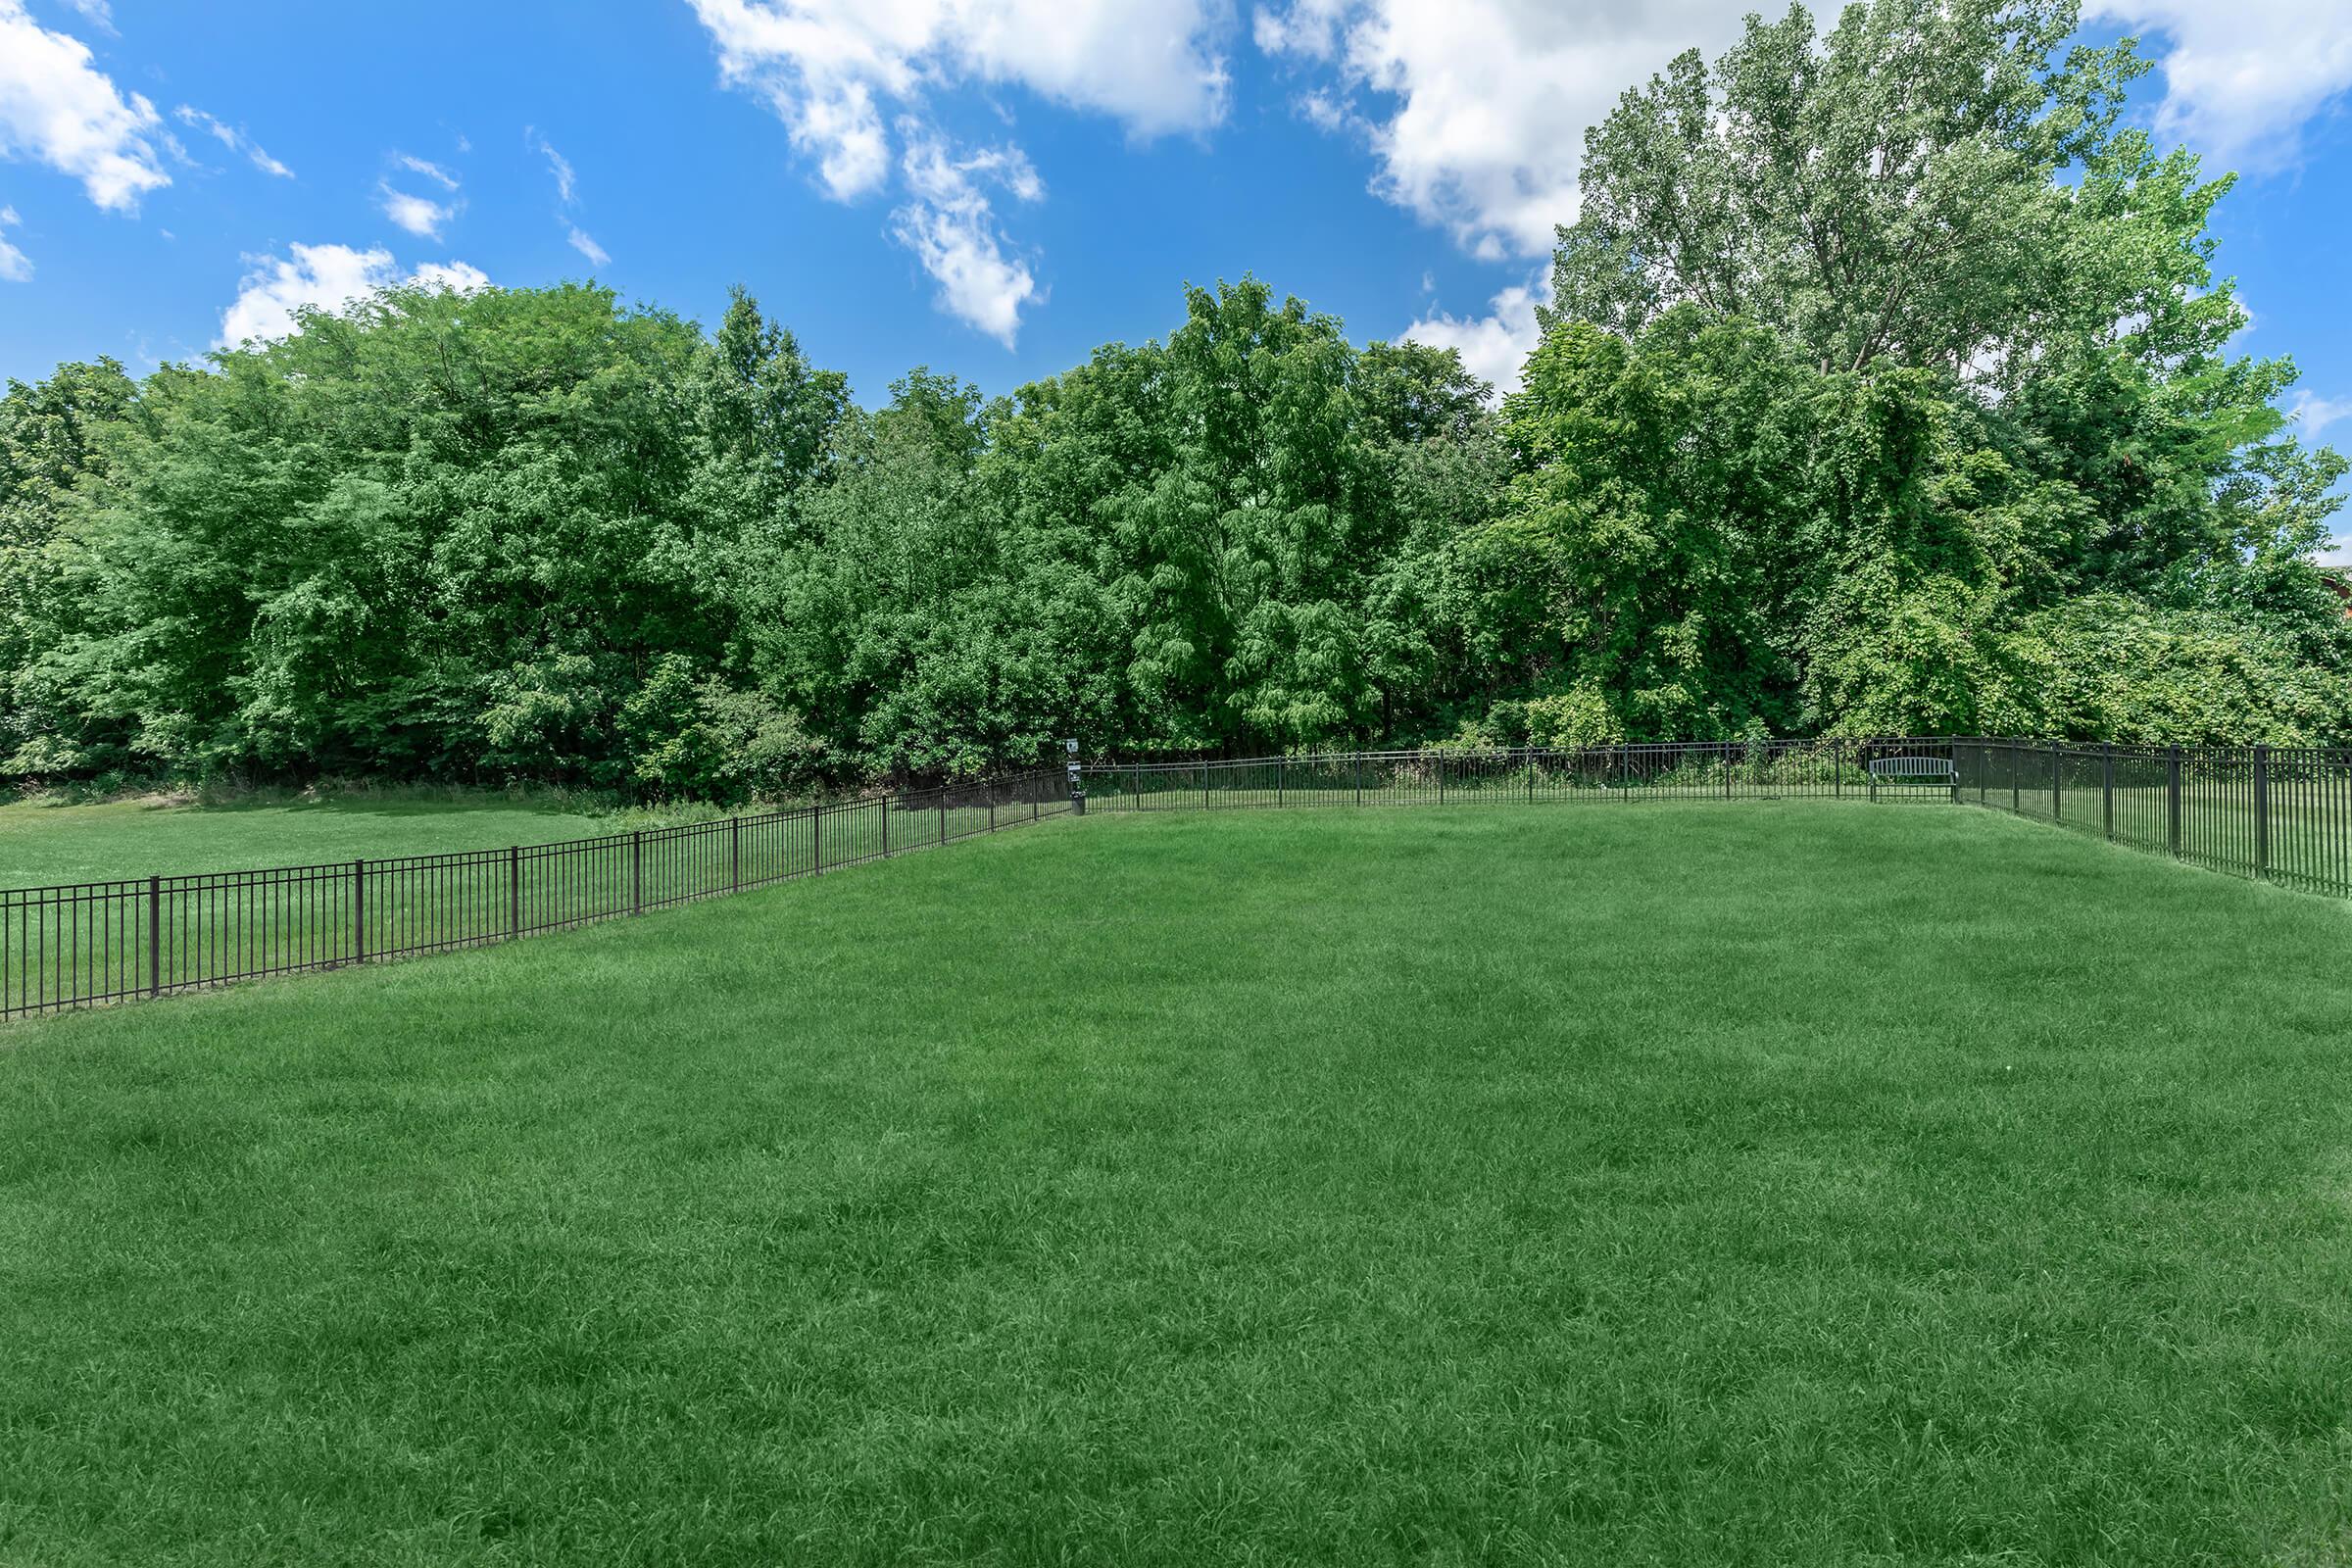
[[4, 769, 1067, 1020], [1081, 739, 1957, 811], [1953, 738, 2352, 900], [14, 737, 2348, 1023]]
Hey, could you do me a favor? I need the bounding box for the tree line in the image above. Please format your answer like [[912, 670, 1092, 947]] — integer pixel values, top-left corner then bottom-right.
[[3, 0, 2345, 801]]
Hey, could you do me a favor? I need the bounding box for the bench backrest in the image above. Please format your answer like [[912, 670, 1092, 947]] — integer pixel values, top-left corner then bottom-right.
[[1868, 756, 1954, 778]]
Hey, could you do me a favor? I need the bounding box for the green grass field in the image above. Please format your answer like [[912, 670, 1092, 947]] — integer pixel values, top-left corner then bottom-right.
[[0, 792, 654, 890], [4, 804, 2350, 1565]]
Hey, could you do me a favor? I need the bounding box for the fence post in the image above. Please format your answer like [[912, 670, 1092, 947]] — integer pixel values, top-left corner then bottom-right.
[[2101, 745, 2115, 840], [1835, 738, 1842, 798], [1527, 751, 1536, 805], [632, 830, 644, 911], [815, 806, 826, 871], [147, 874, 161, 998], [2010, 741, 2020, 813], [2254, 744, 2271, 880], [509, 845, 520, 938], [2051, 742, 2062, 821], [989, 779, 998, 832], [1200, 763, 1208, 811], [1276, 757, 1285, 808], [1723, 741, 1733, 800], [1438, 754, 1446, 806], [1354, 753, 1363, 807], [2168, 744, 2182, 856], [940, 794, 948, 844], [353, 858, 367, 962], [731, 816, 741, 890]]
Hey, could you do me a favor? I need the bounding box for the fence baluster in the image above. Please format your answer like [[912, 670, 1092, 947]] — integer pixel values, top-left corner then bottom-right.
[[2254, 744, 2271, 880], [2168, 745, 2182, 856]]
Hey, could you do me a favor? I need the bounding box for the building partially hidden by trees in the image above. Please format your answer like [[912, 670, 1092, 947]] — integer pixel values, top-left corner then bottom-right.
[[3, 0, 2346, 801]]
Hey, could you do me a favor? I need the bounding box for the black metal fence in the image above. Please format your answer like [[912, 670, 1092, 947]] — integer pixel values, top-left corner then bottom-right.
[[1082, 736, 2352, 900], [1080, 738, 1961, 811], [2, 771, 1070, 1021], [1953, 738, 2352, 900], [12, 736, 2347, 1022]]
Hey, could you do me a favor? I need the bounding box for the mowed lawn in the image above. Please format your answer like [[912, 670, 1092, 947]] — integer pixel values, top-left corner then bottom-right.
[[0, 793, 647, 890], [3, 804, 2350, 1566]]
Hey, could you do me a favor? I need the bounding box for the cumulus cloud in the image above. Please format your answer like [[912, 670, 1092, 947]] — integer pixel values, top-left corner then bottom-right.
[[1255, 0, 1758, 259], [890, 122, 1043, 346], [2290, 389, 2351, 439], [1261, 0, 2352, 266], [686, 0, 1229, 199], [2090, 0, 2352, 172], [684, 0, 1224, 337], [1402, 276, 1548, 399], [217, 242, 488, 348], [409, 259, 490, 293], [0, 204, 29, 282], [0, 0, 172, 212], [378, 186, 456, 238]]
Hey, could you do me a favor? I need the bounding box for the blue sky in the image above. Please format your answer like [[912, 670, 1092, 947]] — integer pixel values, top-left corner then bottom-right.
[[3, 0, 2348, 502]]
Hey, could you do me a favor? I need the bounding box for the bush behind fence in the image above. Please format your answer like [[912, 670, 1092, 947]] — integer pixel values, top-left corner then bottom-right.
[[11, 737, 2349, 1021]]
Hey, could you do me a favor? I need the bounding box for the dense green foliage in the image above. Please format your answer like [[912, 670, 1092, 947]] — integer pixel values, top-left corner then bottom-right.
[[9, 805, 2352, 1563], [2, 0, 2344, 797]]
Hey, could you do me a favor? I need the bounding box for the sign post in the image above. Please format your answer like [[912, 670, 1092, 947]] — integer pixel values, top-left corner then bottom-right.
[[1065, 738, 1085, 815]]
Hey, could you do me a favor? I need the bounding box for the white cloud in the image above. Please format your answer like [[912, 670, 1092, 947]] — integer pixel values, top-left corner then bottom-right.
[[0, 203, 28, 281], [684, 0, 1229, 200], [1262, 0, 2352, 265], [527, 128, 610, 268], [565, 223, 611, 268], [687, 3, 1139, 338], [217, 242, 488, 348], [527, 128, 577, 203], [0, 0, 172, 212], [2291, 389, 2351, 440], [378, 183, 457, 239], [172, 105, 293, 178], [409, 259, 489, 293], [1402, 276, 1548, 399], [2090, 1, 2352, 172], [890, 122, 1040, 346], [394, 153, 459, 189], [63, 0, 113, 31], [1256, 0, 1756, 259]]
